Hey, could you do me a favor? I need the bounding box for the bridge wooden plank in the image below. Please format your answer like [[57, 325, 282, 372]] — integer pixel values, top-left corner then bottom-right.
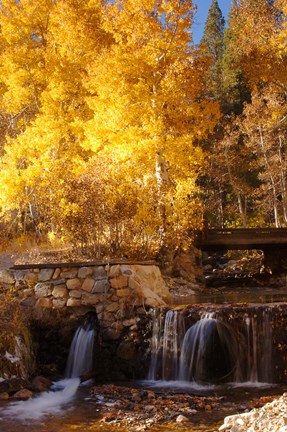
[[194, 228, 287, 251]]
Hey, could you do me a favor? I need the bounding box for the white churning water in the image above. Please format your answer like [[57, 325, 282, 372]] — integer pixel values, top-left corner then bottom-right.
[[0, 378, 80, 421], [0, 314, 97, 421]]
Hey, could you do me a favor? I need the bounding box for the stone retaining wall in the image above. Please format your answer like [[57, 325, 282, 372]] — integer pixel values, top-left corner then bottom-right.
[[9, 261, 169, 318], [0, 261, 169, 380]]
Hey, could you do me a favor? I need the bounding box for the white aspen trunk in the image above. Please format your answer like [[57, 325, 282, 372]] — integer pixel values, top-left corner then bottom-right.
[[156, 149, 171, 246], [49, 188, 55, 234], [225, 145, 247, 227], [23, 209, 28, 234], [237, 193, 247, 227], [273, 203, 279, 227], [219, 188, 224, 228], [28, 201, 41, 242]]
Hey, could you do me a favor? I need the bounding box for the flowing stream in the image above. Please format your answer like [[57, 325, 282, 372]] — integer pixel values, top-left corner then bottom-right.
[[0, 315, 96, 427], [146, 306, 273, 387], [0, 299, 282, 432], [0, 378, 80, 421]]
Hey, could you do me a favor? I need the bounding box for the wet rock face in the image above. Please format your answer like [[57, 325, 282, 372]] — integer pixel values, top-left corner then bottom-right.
[[0, 308, 34, 382], [12, 388, 33, 400], [31, 375, 52, 392], [0, 378, 29, 395], [28, 305, 151, 380], [29, 310, 83, 377], [92, 310, 152, 382], [160, 247, 204, 287], [269, 305, 287, 383]]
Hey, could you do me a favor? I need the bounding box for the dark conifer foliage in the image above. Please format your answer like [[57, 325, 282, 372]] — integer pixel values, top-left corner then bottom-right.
[[200, 0, 225, 101], [221, 3, 251, 115]]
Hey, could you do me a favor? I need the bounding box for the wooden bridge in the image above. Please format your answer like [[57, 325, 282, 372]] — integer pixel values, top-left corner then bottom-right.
[[194, 228, 287, 251]]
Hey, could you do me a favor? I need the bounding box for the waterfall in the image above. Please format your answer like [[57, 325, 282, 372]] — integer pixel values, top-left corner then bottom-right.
[[0, 312, 99, 422], [148, 309, 185, 380], [235, 308, 272, 383], [260, 309, 273, 383], [179, 312, 238, 383], [148, 309, 163, 380], [65, 312, 98, 378], [162, 310, 185, 380], [148, 307, 273, 385]]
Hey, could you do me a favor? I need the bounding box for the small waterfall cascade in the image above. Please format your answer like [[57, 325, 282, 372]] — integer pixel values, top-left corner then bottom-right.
[[235, 308, 272, 383], [179, 312, 238, 383], [148, 307, 273, 385], [65, 311, 99, 378], [148, 309, 185, 380], [0, 312, 100, 422]]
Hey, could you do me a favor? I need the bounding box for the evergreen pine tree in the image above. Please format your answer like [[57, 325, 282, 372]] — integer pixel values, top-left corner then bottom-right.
[[221, 2, 251, 115], [200, 0, 225, 101], [199, 0, 251, 227]]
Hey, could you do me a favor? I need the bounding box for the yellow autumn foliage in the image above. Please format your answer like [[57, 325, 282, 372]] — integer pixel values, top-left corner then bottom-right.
[[228, 0, 287, 88], [0, 0, 220, 256]]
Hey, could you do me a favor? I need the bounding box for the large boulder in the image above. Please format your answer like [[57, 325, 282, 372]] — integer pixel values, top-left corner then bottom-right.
[[0, 329, 34, 381], [0, 270, 15, 286], [108, 264, 169, 307]]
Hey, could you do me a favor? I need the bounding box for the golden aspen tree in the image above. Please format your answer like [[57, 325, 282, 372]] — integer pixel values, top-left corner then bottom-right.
[[0, 0, 220, 255], [227, 0, 285, 88], [235, 85, 287, 227], [271, 0, 287, 88], [83, 0, 220, 253], [210, 0, 287, 229], [0, 0, 104, 238]]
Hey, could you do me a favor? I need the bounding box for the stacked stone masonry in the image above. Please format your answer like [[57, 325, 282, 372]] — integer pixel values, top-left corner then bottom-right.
[[9, 263, 169, 327], [0, 263, 170, 380]]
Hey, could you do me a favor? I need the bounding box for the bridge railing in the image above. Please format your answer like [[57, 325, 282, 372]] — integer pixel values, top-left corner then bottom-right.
[[201, 228, 287, 238], [193, 227, 287, 250]]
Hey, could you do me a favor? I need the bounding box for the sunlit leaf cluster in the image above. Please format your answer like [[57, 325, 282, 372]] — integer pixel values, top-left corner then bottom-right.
[[0, 0, 219, 256]]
